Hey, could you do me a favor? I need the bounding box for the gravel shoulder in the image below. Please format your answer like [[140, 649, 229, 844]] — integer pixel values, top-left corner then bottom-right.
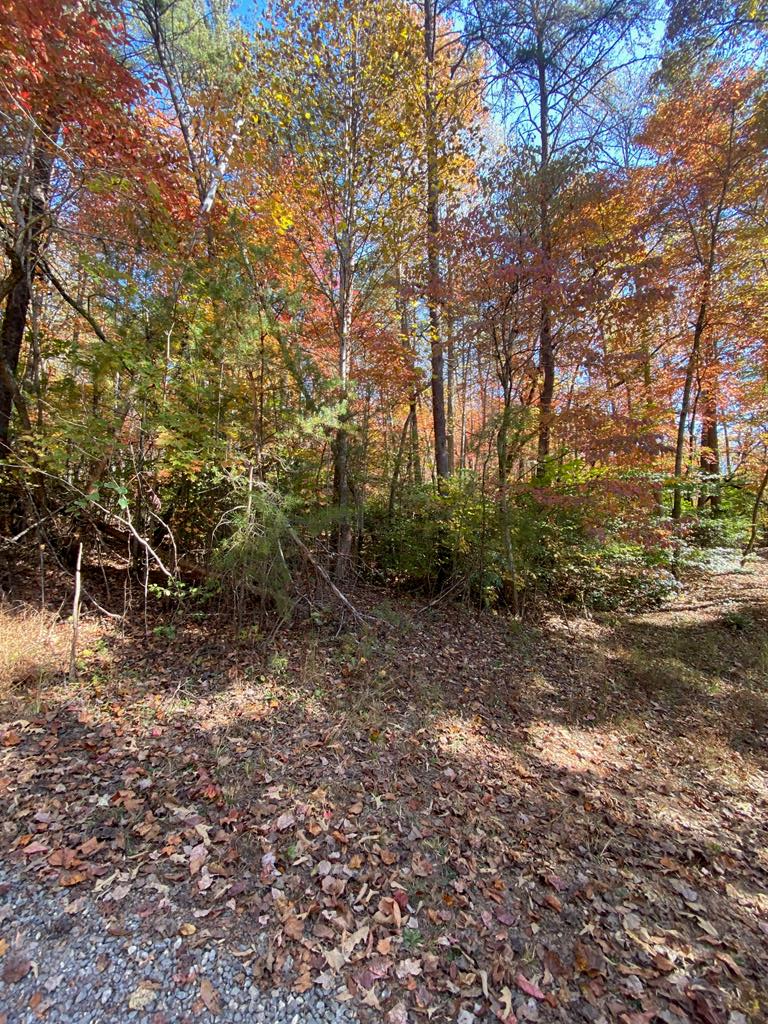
[[0, 864, 360, 1024]]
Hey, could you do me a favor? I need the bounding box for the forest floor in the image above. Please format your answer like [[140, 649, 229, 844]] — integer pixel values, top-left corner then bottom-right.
[[0, 553, 766, 1024]]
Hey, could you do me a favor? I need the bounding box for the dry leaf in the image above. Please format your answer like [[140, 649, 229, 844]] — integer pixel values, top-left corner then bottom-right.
[[58, 870, 86, 887], [387, 1001, 408, 1024], [189, 843, 207, 876], [284, 915, 305, 940], [200, 977, 221, 1015], [3, 954, 31, 984], [127, 985, 156, 1011], [395, 958, 422, 980], [325, 947, 347, 972], [515, 972, 544, 1000]]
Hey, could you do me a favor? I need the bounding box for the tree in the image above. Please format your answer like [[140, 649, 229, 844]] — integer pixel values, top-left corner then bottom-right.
[[258, 0, 422, 577], [0, 0, 143, 451], [467, 0, 648, 476], [637, 68, 764, 517]]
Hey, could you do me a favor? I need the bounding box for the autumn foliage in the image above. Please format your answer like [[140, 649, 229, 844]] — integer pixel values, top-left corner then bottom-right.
[[0, 0, 767, 611]]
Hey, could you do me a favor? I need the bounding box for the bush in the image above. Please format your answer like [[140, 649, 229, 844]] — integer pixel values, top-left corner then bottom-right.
[[211, 475, 296, 619], [546, 543, 679, 611], [365, 468, 676, 612], [363, 477, 500, 600]]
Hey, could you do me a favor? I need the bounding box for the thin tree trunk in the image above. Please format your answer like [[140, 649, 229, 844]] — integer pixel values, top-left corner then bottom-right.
[[424, 0, 449, 483], [673, 297, 707, 520], [497, 399, 519, 614], [743, 461, 768, 559], [333, 276, 353, 580], [535, 30, 554, 478], [388, 408, 414, 522]]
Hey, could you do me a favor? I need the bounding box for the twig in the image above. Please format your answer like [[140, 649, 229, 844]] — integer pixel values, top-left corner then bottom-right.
[[418, 576, 464, 612], [69, 542, 82, 682]]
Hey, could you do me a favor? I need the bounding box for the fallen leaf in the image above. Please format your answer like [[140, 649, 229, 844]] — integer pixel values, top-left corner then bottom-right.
[[189, 843, 207, 876], [387, 1001, 408, 1024], [283, 915, 305, 940], [515, 973, 544, 1000], [200, 977, 221, 1015], [58, 870, 86, 887], [321, 874, 346, 897], [127, 985, 156, 1011], [543, 892, 562, 912], [325, 947, 347, 972], [412, 853, 432, 877], [395, 958, 422, 980], [22, 842, 49, 857], [3, 953, 31, 984]]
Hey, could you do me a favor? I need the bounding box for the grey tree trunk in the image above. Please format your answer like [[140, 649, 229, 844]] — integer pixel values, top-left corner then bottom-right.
[[424, 0, 450, 483]]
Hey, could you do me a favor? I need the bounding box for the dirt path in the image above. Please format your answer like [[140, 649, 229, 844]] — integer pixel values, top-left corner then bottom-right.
[[1, 556, 766, 1023]]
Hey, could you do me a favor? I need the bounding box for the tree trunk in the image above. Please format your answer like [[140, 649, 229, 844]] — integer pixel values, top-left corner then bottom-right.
[[0, 123, 58, 450], [333, 269, 353, 580], [424, 0, 449, 483], [0, 278, 32, 449], [697, 336, 720, 511], [497, 397, 519, 614], [535, 31, 554, 479], [672, 296, 708, 520]]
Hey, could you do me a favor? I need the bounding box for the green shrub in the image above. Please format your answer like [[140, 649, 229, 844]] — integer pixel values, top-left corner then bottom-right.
[[365, 467, 675, 612], [211, 474, 296, 619]]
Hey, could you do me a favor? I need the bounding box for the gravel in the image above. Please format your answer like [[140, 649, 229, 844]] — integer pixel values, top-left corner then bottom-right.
[[0, 865, 362, 1024]]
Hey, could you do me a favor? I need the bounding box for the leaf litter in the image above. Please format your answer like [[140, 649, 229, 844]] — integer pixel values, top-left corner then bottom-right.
[[1, 563, 767, 1022]]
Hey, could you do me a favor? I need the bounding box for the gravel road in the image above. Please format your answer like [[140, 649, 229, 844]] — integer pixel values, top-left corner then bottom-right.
[[0, 865, 362, 1024]]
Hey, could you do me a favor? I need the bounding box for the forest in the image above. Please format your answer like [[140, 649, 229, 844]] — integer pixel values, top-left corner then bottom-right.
[[1, 0, 766, 613], [1, 2, 768, 1024]]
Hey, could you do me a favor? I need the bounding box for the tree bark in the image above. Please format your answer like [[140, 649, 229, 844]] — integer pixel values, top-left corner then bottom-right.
[[424, 0, 450, 483], [697, 336, 720, 511], [333, 256, 353, 580], [672, 295, 708, 520], [534, 28, 554, 479], [0, 124, 57, 450]]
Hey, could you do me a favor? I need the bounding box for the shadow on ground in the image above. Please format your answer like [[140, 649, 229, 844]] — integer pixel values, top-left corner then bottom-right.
[[1, 561, 767, 1022]]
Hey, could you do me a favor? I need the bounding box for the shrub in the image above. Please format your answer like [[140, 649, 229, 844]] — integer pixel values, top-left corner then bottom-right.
[[211, 474, 296, 619], [365, 468, 676, 612]]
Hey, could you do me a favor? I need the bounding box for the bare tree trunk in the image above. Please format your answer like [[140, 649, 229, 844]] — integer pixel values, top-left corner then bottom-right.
[[424, 0, 449, 483], [743, 460, 768, 559], [497, 399, 519, 614], [697, 336, 720, 511], [396, 263, 421, 485], [535, 29, 554, 479], [673, 297, 707, 520], [333, 272, 353, 580], [69, 542, 83, 682], [0, 123, 58, 450]]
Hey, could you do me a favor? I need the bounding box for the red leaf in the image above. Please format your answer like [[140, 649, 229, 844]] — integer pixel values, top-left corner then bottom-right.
[[515, 973, 545, 1000]]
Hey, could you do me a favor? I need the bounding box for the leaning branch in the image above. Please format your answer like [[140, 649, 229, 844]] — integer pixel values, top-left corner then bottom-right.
[[287, 524, 367, 626]]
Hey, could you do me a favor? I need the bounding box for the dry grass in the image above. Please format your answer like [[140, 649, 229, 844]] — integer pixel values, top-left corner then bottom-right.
[[0, 604, 70, 688], [0, 603, 103, 707]]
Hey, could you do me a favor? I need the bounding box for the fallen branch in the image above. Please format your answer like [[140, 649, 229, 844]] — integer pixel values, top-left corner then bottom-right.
[[287, 526, 367, 626]]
